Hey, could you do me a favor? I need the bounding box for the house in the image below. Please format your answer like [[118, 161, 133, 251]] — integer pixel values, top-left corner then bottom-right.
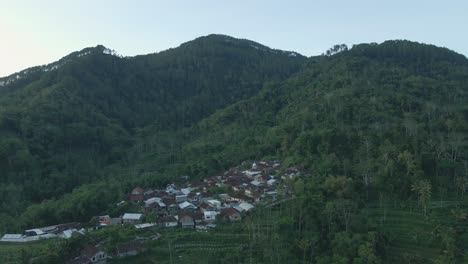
[[178, 201, 197, 212], [144, 197, 160, 207], [143, 190, 154, 200], [60, 229, 84, 239], [203, 211, 219, 222], [267, 179, 277, 186], [206, 199, 222, 210], [250, 180, 262, 187], [175, 194, 188, 203], [193, 212, 204, 224], [220, 208, 242, 222], [1, 234, 24, 242], [236, 202, 254, 212], [134, 223, 155, 230], [122, 213, 144, 224], [166, 184, 177, 194], [180, 188, 192, 195], [144, 198, 166, 214], [130, 187, 144, 204], [109, 218, 122, 225], [116, 241, 145, 258], [219, 193, 231, 201], [187, 192, 200, 205], [98, 215, 110, 226], [67, 256, 91, 264], [81, 245, 107, 263], [159, 216, 178, 228], [265, 190, 278, 200], [199, 202, 216, 212], [178, 213, 195, 228], [163, 198, 178, 215], [24, 228, 46, 236]]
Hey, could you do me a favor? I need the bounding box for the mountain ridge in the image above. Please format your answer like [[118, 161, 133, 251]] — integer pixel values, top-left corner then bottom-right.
[[0, 34, 467, 263]]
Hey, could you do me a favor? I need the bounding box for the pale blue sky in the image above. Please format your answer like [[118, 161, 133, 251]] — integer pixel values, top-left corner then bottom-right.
[[1, 0, 467, 77]]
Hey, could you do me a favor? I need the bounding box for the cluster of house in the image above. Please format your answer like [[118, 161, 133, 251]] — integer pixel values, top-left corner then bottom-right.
[[112, 161, 301, 230], [0, 222, 83, 243], [1, 160, 303, 264]]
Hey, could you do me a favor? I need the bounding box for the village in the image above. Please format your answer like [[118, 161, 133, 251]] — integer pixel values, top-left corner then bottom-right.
[[1, 160, 303, 263]]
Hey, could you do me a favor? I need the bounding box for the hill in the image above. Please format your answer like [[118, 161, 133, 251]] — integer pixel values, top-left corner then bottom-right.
[[0, 34, 306, 210], [0, 37, 467, 263]]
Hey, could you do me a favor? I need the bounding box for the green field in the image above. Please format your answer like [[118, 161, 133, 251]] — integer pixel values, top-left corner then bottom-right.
[[1, 199, 466, 264], [366, 200, 468, 263], [0, 239, 58, 264]]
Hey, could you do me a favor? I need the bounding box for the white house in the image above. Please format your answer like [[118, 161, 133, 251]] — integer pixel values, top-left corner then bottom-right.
[[203, 211, 219, 222], [178, 201, 197, 211], [122, 213, 144, 224]]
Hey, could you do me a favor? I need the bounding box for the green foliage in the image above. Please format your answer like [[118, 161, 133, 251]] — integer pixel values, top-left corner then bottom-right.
[[0, 37, 467, 262]]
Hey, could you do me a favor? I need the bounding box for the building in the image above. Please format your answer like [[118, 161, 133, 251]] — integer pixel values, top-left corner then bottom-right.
[[122, 213, 144, 224], [98, 215, 110, 226], [1, 234, 23, 242], [78, 245, 107, 264], [130, 187, 144, 204], [178, 213, 195, 228], [203, 211, 219, 222], [116, 241, 145, 258], [175, 194, 188, 203], [178, 201, 197, 212], [220, 208, 242, 222], [158, 216, 178, 228]]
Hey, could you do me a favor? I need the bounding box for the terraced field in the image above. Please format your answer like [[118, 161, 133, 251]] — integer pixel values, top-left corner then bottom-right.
[[0, 239, 56, 264], [111, 226, 251, 264], [366, 200, 468, 263]]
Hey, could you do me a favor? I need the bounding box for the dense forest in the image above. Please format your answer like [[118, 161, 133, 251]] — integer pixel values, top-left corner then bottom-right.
[[0, 35, 467, 263]]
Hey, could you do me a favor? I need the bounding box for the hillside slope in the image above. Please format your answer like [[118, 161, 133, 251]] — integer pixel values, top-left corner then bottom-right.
[[1, 37, 467, 263], [0, 34, 306, 210]]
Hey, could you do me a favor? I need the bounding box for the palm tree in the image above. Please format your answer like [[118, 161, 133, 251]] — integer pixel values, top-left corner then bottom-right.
[[411, 179, 431, 217]]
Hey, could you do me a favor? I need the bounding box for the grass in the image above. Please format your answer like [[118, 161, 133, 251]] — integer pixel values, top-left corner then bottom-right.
[[0, 239, 57, 264]]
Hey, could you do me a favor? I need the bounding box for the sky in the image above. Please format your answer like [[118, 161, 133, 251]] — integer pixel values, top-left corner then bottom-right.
[[1, 0, 467, 77]]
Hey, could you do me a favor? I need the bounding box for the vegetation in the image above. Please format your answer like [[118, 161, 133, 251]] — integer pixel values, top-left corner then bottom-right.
[[0, 35, 467, 263]]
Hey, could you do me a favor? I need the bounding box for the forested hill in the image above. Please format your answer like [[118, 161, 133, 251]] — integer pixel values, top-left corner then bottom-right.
[[177, 39, 468, 196], [0, 36, 467, 262], [0, 34, 306, 207]]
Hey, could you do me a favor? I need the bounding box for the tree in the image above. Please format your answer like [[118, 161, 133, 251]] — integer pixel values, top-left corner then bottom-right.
[[411, 179, 432, 216], [455, 176, 467, 198]]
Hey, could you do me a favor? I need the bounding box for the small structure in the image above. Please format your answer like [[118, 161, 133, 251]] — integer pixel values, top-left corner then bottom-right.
[[116, 241, 145, 258], [134, 223, 155, 230], [159, 216, 178, 228], [178, 201, 197, 212], [166, 184, 177, 194], [193, 212, 204, 224], [79, 245, 107, 263], [0, 234, 23, 242], [60, 229, 84, 239], [220, 208, 242, 222], [67, 256, 91, 264], [175, 194, 188, 203], [203, 211, 219, 222], [122, 213, 144, 224], [130, 187, 144, 204], [178, 213, 195, 228], [109, 218, 122, 226], [206, 199, 222, 210], [98, 215, 110, 226], [234, 202, 254, 212], [24, 228, 45, 236]]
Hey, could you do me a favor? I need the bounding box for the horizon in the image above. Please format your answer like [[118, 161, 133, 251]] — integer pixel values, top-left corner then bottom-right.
[[1, 0, 468, 77], [1, 35, 467, 79]]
